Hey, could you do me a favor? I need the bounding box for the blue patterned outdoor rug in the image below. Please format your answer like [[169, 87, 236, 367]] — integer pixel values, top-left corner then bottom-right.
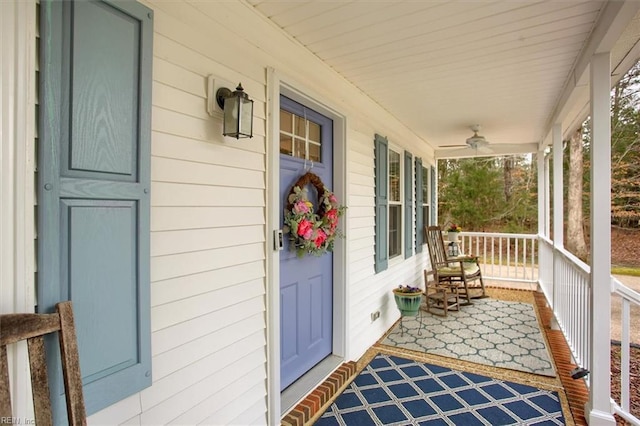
[[315, 353, 565, 425], [382, 298, 555, 377]]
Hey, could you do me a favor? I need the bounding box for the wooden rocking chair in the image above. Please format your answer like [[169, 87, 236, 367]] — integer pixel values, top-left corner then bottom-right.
[[425, 225, 487, 305], [0, 301, 87, 425]]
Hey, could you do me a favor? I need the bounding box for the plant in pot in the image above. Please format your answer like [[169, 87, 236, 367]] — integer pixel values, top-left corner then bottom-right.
[[446, 223, 462, 242], [392, 285, 423, 316]]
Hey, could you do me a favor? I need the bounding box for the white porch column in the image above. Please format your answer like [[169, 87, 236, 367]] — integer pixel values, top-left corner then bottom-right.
[[544, 154, 551, 237], [552, 124, 563, 247], [536, 149, 549, 295], [587, 51, 615, 425], [537, 150, 547, 238], [551, 125, 563, 313]]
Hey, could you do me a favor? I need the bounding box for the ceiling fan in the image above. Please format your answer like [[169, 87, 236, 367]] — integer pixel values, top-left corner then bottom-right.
[[440, 124, 491, 152]]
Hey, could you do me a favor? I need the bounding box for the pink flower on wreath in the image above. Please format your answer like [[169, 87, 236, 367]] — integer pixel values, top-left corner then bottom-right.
[[294, 201, 311, 214], [326, 209, 338, 223], [328, 194, 337, 204], [298, 219, 313, 239], [314, 229, 327, 248]]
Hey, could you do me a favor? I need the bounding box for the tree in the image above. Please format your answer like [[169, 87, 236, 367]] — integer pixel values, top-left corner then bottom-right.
[[611, 62, 640, 227], [438, 155, 537, 232], [504, 156, 514, 203], [566, 128, 588, 259]]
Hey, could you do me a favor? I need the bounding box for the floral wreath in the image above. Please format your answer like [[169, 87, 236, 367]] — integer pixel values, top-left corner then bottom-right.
[[283, 172, 346, 257]]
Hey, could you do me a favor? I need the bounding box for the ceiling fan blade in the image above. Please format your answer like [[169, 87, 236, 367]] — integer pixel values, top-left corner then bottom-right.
[[440, 144, 468, 148]]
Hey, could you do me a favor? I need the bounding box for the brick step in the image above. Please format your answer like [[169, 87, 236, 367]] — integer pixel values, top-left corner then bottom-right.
[[281, 361, 358, 426]]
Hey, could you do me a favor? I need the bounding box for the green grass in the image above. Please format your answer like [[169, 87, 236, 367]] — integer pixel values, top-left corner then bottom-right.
[[611, 266, 640, 277]]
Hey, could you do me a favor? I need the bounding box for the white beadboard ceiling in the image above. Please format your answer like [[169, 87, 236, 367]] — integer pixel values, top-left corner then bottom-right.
[[249, 0, 640, 157]]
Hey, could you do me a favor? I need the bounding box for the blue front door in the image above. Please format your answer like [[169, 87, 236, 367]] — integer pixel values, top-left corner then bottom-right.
[[279, 96, 334, 390]]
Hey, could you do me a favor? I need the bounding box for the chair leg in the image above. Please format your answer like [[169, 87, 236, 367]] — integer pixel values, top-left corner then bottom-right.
[[468, 276, 488, 299], [425, 292, 445, 317], [478, 275, 487, 297], [460, 281, 473, 305], [451, 289, 460, 311]]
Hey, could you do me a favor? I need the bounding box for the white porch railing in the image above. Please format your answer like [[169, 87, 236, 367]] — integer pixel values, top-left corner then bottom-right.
[[458, 232, 538, 287], [537, 236, 592, 369], [551, 241, 592, 375], [538, 236, 554, 303], [461, 232, 640, 426], [459, 232, 639, 424], [611, 277, 640, 425]]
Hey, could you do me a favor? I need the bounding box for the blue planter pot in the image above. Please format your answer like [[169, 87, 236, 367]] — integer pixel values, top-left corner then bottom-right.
[[392, 290, 423, 316]]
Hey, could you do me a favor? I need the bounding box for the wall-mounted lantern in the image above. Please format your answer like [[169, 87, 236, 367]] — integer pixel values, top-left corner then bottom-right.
[[216, 83, 254, 139]]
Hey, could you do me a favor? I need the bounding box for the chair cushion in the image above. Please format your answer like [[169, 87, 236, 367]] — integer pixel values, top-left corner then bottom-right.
[[437, 262, 480, 277]]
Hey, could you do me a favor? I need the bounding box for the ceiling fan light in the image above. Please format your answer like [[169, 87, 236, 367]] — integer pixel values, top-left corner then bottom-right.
[[466, 135, 488, 147]]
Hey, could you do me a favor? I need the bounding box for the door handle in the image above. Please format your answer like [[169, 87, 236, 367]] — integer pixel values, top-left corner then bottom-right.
[[274, 229, 284, 251]]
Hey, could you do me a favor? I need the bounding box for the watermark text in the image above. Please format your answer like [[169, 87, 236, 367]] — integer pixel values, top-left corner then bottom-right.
[[0, 417, 35, 425]]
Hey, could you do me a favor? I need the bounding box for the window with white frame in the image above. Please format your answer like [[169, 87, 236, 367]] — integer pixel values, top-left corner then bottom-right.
[[422, 165, 430, 227], [388, 148, 402, 259], [374, 135, 413, 271]]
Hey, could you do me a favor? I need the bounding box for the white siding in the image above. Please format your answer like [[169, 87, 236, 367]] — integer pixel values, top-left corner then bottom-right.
[[7, 0, 434, 424]]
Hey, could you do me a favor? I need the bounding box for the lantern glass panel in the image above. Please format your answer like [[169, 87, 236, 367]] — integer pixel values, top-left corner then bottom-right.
[[239, 98, 253, 137], [223, 97, 240, 135]]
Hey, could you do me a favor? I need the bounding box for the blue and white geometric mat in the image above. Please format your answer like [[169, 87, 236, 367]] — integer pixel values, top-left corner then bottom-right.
[[315, 353, 565, 425], [382, 298, 556, 377]]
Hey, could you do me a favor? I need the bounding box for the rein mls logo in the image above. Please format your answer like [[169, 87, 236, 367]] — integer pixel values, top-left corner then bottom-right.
[[0, 418, 35, 425]]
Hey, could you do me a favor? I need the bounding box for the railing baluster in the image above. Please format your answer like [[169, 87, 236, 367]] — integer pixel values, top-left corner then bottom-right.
[[491, 236, 495, 277], [621, 298, 630, 412], [499, 237, 503, 278], [515, 237, 519, 279]]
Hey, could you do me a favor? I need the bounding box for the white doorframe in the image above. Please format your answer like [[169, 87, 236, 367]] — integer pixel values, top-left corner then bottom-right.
[[265, 68, 348, 424]]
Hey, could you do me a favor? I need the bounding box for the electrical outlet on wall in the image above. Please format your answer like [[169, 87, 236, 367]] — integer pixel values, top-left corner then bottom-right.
[[371, 311, 381, 322]]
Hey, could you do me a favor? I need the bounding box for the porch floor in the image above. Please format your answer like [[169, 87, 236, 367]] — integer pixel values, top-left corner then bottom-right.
[[282, 288, 588, 426]]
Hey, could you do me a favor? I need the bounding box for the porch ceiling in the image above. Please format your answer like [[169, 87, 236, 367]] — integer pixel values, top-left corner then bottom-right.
[[249, 0, 640, 158]]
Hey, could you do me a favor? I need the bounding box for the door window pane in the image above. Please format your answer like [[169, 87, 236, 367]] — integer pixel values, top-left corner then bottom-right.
[[294, 139, 307, 159], [280, 135, 293, 156], [308, 121, 320, 142], [280, 110, 292, 133], [295, 119, 306, 137], [280, 108, 323, 162], [309, 143, 321, 162]]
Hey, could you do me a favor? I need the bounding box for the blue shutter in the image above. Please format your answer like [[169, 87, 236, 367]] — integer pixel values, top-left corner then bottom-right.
[[415, 158, 423, 253], [374, 134, 388, 272], [39, 0, 153, 420], [431, 165, 437, 225], [404, 151, 413, 259]]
